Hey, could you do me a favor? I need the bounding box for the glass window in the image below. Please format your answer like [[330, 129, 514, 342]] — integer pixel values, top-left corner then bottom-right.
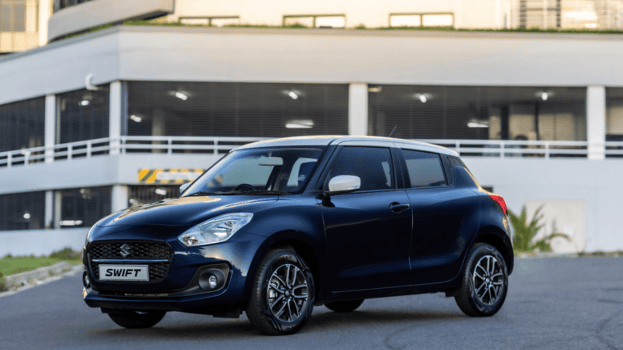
[[369, 85, 586, 141], [1, 2, 12, 32], [12, 0, 25, 32], [58, 187, 111, 228], [326, 147, 394, 191], [422, 14, 453, 27], [283, 16, 314, 27], [127, 82, 348, 139], [57, 85, 110, 144], [184, 148, 324, 195], [606, 88, 623, 141], [0, 191, 45, 231], [402, 150, 446, 188], [315, 16, 345, 28], [283, 15, 345, 28], [0, 97, 45, 152]]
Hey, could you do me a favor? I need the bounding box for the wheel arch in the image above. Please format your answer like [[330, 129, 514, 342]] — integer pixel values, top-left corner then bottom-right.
[[473, 226, 514, 275]]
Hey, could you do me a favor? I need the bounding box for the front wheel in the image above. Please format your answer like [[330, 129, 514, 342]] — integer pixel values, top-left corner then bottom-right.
[[455, 243, 508, 317], [246, 249, 315, 335], [108, 310, 166, 329]]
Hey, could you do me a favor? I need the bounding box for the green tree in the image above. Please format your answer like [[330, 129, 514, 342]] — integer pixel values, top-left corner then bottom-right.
[[509, 205, 568, 253]]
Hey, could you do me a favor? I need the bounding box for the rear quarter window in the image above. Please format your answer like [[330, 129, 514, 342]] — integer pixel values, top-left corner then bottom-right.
[[402, 149, 447, 188]]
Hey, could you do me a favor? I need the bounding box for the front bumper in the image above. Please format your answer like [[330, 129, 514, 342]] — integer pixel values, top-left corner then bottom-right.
[[83, 231, 263, 312]]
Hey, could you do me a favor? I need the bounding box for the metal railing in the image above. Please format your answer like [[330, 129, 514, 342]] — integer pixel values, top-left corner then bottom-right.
[[416, 139, 589, 159], [2, 136, 621, 169]]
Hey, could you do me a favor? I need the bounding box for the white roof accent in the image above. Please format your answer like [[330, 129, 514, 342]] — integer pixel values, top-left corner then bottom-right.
[[236, 136, 458, 156]]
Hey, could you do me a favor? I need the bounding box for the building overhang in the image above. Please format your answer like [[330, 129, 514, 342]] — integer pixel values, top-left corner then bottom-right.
[[1, 26, 623, 105]]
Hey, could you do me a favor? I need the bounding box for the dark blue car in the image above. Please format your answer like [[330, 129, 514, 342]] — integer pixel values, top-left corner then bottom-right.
[[82, 136, 513, 335]]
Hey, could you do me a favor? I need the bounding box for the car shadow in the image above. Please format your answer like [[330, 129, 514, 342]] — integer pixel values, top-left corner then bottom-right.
[[93, 309, 466, 340]]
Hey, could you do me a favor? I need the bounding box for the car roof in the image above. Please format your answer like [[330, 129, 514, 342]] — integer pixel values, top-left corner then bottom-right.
[[236, 136, 459, 156]]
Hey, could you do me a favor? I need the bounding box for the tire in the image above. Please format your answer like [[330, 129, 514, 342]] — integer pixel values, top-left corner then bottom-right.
[[107, 310, 166, 329], [455, 243, 508, 317], [246, 248, 316, 335], [324, 299, 364, 313]]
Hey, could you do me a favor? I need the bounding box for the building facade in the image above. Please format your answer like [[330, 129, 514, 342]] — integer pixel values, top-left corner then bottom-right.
[[1, 0, 623, 256]]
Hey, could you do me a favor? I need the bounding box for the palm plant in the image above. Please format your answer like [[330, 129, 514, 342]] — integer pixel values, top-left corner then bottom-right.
[[508, 205, 568, 253]]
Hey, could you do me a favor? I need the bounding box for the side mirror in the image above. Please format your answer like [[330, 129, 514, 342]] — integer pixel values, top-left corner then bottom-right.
[[324, 175, 360, 196], [180, 182, 191, 193]]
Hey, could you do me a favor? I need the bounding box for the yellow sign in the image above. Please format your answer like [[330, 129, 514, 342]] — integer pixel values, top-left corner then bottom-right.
[[138, 169, 205, 184]]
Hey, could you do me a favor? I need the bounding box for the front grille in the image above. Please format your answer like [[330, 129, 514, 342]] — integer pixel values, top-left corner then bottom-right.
[[89, 241, 173, 281]]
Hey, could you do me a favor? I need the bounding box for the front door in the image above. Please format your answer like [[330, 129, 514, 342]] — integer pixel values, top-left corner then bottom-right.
[[321, 146, 412, 291]]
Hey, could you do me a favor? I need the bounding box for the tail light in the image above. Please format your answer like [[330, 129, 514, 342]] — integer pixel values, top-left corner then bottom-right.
[[489, 194, 507, 216]]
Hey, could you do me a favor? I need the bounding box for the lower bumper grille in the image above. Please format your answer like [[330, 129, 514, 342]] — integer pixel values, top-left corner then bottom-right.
[[88, 241, 173, 281]]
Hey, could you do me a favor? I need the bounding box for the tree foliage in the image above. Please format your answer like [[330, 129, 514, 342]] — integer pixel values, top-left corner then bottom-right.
[[509, 205, 569, 253]]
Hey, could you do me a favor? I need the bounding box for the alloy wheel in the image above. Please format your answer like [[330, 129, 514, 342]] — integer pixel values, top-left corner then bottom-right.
[[472, 255, 505, 305], [267, 263, 309, 322]]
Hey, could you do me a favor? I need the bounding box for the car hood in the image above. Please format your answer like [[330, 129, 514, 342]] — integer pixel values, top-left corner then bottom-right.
[[100, 195, 278, 228]]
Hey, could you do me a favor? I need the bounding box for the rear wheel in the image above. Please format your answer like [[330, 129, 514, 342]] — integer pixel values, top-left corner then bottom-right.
[[107, 310, 166, 329], [246, 249, 315, 335], [455, 243, 508, 317], [324, 299, 364, 313]]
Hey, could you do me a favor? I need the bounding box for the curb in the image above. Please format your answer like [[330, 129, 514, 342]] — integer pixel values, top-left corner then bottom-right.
[[3, 262, 75, 290]]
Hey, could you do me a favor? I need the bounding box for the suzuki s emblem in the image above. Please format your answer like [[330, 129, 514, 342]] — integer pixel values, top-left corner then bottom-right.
[[120, 243, 132, 258]]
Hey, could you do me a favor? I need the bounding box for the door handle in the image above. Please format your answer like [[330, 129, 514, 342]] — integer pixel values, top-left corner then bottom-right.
[[389, 202, 410, 213]]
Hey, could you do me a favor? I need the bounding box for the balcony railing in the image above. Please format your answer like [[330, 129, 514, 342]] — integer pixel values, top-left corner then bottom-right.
[[0, 136, 617, 169]]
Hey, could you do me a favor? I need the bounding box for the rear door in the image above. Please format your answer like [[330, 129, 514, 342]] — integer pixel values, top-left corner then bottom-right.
[[320, 145, 413, 291], [399, 148, 475, 284]]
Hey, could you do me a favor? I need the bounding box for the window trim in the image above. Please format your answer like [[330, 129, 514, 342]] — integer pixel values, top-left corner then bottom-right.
[[388, 12, 454, 28], [282, 14, 346, 28], [178, 16, 240, 27]]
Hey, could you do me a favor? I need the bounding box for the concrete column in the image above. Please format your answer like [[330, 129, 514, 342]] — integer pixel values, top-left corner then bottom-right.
[[111, 185, 129, 212], [349, 83, 368, 136], [38, 0, 51, 47], [587, 86, 606, 160], [53, 190, 62, 229], [44, 94, 55, 163], [109, 81, 122, 155], [44, 190, 53, 229]]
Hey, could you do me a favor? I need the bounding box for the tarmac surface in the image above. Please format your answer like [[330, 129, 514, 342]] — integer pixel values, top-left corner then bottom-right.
[[1, 257, 622, 350]]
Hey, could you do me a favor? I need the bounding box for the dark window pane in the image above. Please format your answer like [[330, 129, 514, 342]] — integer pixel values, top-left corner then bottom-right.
[[128, 185, 180, 207], [59, 187, 111, 228], [127, 81, 349, 138], [0, 192, 45, 231], [328, 147, 394, 191], [58, 85, 110, 144], [13, 1, 25, 32], [369, 85, 586, 141], [0, 3, 12, 32], [0, 97, 45, 152], [402, 150, 447, 187]]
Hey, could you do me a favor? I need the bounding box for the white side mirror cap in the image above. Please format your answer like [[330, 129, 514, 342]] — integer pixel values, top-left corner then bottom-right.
[[327, 175, 361, 194], [180, 182, 191, 193]]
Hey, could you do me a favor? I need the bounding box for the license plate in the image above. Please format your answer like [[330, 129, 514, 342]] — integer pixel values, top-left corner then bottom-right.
[[99, 265, 149, 281]]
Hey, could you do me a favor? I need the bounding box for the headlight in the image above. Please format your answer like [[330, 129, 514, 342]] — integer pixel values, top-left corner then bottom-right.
[[178, 213, 253, 247]]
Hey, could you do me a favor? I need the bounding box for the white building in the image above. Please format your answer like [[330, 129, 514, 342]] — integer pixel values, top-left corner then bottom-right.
[[1, 0, 623, 256]]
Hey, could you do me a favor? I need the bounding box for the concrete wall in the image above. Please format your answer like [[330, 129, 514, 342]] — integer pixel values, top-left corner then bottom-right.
[[0, 228, 88, 257], [3, 27, 623, 105], [48, 0, 174, 41], [464, 157, 623, 252]]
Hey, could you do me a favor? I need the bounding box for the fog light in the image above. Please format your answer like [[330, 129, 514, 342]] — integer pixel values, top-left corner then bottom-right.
[[82, 271, 91, 288], [198, 268, 226, 291], [208, 275, 218, 289]]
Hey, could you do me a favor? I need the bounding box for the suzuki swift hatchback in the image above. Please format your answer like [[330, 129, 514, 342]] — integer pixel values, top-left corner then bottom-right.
[[83, 136, 513, 335]]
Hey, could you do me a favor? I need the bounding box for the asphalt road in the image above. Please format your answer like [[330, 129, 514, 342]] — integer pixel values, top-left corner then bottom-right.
[[1, 258, 622, 350]]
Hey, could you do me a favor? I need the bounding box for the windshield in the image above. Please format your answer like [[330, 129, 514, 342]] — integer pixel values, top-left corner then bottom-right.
[[183, 147, 325, 196]]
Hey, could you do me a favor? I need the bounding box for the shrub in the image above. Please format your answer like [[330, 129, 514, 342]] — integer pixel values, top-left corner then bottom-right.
[[509, 205, 569, 253], [0, 272, 5, 292], [49, 248, 81, 260]]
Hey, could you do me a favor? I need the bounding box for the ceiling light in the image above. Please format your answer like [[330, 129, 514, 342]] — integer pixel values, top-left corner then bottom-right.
[[175, 91, 188, 101], [368, 86, 382, 93], [155, 188, 167, 196], [415, 93, 432, 103], [467, 119, 490, 128], [60, 220, 84, 226], [80, 100, 90, 106], [130, 115, 142, 123], [288, 91, 298, 100], [23, 212, 30, 220], [285, 120, 314, 129], [419, 95, 427, 103], [541, 92, 548, 101]]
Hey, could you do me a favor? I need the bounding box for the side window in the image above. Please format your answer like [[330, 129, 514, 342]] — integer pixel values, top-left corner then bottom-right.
[[402, 150, 447, 188], [326, 147, 394, 191]]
